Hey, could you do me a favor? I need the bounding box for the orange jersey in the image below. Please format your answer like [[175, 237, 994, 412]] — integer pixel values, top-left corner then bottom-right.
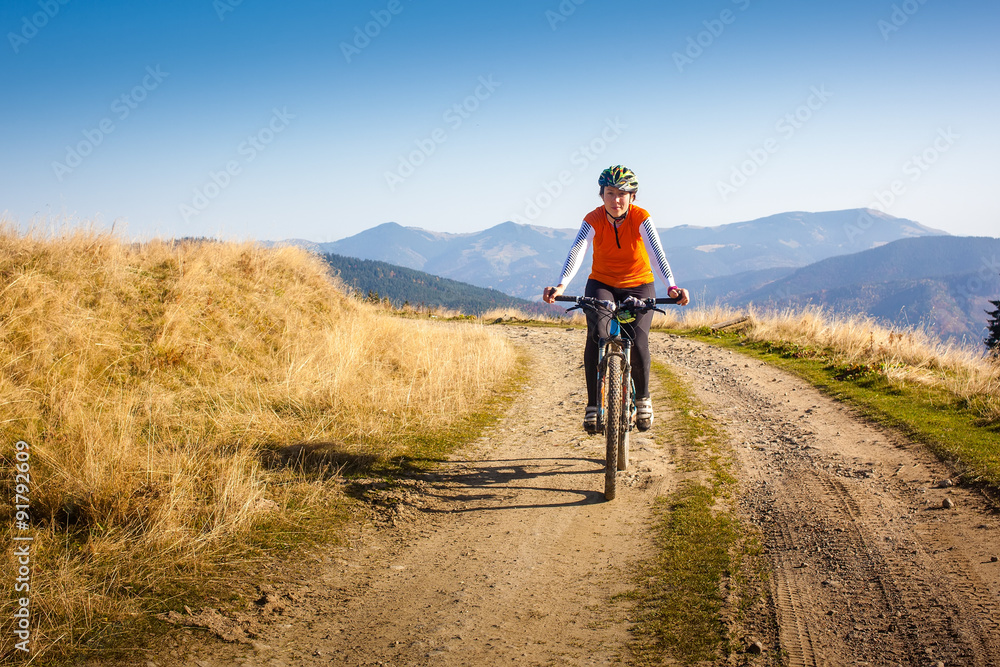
[[555, 205, 677, 290], [584, 204, 654, 288]]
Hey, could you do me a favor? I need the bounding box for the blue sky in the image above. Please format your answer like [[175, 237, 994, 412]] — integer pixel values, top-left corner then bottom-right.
[[2, 0, 997, 242]]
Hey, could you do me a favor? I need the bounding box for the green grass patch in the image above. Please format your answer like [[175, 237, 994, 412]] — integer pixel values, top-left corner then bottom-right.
[[629, 362, 767, 665], [687, 331, 1000, 490], [636, 486, 740, 663]]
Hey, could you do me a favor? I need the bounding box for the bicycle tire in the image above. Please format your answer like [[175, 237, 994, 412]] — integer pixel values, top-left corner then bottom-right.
[[605, 353, 623, 500]]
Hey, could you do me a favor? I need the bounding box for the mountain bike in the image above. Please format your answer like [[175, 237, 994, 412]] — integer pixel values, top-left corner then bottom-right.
[[555, 294, 681, 500]]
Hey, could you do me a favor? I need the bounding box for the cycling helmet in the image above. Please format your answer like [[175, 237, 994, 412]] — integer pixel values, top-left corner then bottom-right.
[[598, 165, 638, 193]]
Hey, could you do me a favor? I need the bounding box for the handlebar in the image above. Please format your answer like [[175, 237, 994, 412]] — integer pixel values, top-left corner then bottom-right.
[[554, 295, 682, 306], [553, 295, 683, 319]]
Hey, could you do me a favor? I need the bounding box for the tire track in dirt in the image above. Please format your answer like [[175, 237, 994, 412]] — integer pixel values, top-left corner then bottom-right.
[[656, 333, 1000, 666]]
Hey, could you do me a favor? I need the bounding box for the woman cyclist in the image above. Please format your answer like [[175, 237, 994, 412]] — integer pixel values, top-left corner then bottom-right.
[[542, 165, 689, 434]]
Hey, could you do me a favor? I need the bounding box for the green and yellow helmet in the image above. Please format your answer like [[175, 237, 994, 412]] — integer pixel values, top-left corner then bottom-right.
[[598, 165, 638, 193]]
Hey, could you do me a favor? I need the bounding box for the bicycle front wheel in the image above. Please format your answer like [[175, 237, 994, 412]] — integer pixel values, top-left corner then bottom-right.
[[604, 353, 623, 500]]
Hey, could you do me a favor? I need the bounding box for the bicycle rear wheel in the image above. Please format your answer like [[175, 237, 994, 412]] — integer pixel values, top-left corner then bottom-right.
[[604, 353, 623, 500]]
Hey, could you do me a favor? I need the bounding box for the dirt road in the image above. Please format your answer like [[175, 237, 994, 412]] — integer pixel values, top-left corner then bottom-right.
[[659, 334, 1000, 666], [146, 326, 1000, 666]]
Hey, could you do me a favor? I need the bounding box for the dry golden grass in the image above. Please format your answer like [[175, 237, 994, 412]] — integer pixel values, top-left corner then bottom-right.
[[0, 223, 516, 658], [743, 306, 1000, 421], [649, 300, 743, 331], [652, 302, 1000, 422]]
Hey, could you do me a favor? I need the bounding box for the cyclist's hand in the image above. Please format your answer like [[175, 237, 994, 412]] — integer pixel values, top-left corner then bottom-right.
[[668, 286, 690, 306], [542, 284, 565, 304]]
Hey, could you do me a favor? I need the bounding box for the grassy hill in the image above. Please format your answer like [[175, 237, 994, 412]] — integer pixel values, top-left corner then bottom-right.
[[322, 252, 561, 317], [0, 227, 517, 661]]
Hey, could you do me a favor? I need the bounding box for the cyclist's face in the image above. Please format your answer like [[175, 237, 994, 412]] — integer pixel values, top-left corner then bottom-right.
[[602, 186, 634, 218]]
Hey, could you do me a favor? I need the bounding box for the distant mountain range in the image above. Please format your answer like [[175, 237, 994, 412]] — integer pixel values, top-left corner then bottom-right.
[[714, 236, 1000, 344], [273, 209, 1000, 346], [279, 209, 944, 300]]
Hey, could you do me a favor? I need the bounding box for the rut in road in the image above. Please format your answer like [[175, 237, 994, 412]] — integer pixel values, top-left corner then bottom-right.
[[133, 326, 1000, 667], [657, 334, 1000, 667]]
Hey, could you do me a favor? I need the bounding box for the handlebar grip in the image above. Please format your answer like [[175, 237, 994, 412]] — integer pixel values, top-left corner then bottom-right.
[[553, 295, 578, 302], [654, 297, 682, 305]]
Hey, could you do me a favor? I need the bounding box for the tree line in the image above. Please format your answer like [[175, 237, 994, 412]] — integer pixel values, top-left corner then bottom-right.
[[322, 253, 557, 317]]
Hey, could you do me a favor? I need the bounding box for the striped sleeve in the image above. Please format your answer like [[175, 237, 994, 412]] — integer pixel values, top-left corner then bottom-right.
[[557, 221, 595, 286], [639, 218, 676, 287]]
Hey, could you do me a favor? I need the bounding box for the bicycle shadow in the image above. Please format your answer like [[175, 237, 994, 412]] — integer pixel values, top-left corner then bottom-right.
[[259, 444, 610, 509], [416, 456, 608, 510]]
